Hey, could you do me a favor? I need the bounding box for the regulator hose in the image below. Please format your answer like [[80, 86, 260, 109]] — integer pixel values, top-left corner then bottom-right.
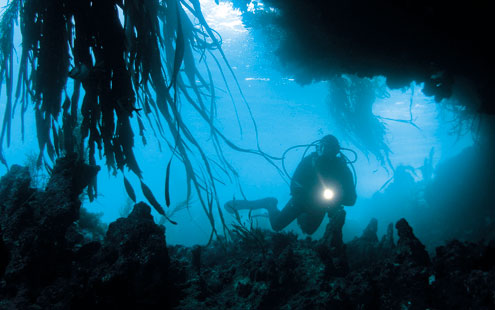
[[280, 141, 358, 189]]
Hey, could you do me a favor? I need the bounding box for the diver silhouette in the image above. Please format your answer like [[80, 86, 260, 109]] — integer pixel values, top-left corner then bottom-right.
[[225, 135, 357, 235]]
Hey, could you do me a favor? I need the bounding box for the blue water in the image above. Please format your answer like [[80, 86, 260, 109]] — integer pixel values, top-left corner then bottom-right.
[[0, 0, 473, 246]]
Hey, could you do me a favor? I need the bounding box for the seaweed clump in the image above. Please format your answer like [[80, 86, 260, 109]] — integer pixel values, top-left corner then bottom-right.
[[0, 0, 266, 241]]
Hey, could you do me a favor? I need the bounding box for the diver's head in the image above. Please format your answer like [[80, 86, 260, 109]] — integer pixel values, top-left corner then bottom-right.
[[318, 134, 340, 157]]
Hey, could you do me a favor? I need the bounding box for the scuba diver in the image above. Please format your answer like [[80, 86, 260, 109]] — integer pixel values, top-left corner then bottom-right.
[[225, 135, 357, 235]]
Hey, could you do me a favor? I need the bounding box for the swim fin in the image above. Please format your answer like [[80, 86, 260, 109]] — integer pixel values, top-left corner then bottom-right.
[[224, 197, 278, 214]]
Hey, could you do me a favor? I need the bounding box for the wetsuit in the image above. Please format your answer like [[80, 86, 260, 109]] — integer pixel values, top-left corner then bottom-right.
[[268, 152, 356, 234]]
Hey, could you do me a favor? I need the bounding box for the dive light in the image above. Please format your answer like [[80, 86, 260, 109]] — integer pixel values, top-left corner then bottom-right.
[[322, 188, 335, 201]]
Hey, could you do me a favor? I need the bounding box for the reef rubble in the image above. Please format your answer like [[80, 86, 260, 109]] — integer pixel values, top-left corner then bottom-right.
[[0, 157, 493, 309]]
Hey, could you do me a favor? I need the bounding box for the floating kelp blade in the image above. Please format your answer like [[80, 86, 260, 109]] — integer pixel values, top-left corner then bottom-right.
[[163, 215, 178, 225], [123, 176, 137, 203], [0, 151, 7, 169], [167, 1, 185, 90], [168, 198, 192, 218], [165, 157, 172, 207], [140, 180, 165, 216]]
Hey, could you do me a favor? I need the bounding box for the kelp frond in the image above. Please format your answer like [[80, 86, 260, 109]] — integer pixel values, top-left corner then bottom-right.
[[0, 0, 272, 244], [327, 75, 393, 170], [0, 0, 20, 168]]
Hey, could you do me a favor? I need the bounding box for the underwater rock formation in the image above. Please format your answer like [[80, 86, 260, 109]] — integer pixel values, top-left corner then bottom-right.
[[378, 222, 396, 257], [172, 217, 493, 309], [432, 240, 495, 309], [0, 156, 99, 308], [320, 207, 348, 276], [231, 0, 495, 113], [346, 218, 380, 269], [395, 218, 431, 267], [0, 163, 494, 309], [0, 157, 180, 309], [71, 202, 180, 309]]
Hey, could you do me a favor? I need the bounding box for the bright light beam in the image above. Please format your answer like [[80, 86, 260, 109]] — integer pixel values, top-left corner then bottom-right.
[[323, 188, 335, 201]]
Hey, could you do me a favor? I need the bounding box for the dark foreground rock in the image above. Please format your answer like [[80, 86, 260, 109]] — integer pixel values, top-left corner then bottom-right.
[[0, 161, 494, 309], [0, 157, 182, 309], [171, 218, 494, 310]]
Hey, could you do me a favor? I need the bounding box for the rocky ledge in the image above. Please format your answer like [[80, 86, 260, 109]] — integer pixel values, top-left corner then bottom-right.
[[0, 157, 493, 309]]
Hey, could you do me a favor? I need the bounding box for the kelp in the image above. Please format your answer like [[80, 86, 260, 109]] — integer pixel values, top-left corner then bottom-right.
[[123, 175, 137, 203], [231, 206, 267, 258], [0, 0, 19, 168], [0, 0, 273, 243], [327, 75, 393, 169]]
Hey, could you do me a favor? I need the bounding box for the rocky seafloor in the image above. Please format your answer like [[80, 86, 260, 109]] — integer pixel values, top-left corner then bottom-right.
[[0, 157, 494, 309]]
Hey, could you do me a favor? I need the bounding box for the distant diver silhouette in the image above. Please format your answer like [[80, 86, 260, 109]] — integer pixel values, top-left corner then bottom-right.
[[225, 135, 357, 235]]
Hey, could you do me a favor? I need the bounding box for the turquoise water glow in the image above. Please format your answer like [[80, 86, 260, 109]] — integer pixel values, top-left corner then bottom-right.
[[0, 0, 473, 245]]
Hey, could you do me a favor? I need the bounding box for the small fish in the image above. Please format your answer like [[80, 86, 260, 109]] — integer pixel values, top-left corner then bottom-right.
[[123, 175, 136, 203], [140, 180, 165, 215], [165, 157, 172, 207]]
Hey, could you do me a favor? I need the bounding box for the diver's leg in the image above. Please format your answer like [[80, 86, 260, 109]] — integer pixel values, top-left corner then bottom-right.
[[224, 197, 278, 213], [267, 198, 301, 232], [296, 208, 326, 235]]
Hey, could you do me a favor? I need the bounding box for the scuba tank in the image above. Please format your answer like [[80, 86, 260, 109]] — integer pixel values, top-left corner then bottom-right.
[[281, 137, 358, 189]]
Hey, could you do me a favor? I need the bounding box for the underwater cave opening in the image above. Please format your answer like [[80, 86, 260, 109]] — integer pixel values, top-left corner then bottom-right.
[[0, 0, 489, 251]]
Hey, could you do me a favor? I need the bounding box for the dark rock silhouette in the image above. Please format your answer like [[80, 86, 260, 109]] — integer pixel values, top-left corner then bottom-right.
[[431, 240, 495, 309], [379, 222, 395, 256], [346, 218, 380, 269], [395, 218, 430, 266], [0, 157, 181, 309], [320, 207, 349, 276], [0, 156, 99, 308], [360, 218, 379, 242], [0, 161, 494, 309], [72, 202, 178, 309]]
